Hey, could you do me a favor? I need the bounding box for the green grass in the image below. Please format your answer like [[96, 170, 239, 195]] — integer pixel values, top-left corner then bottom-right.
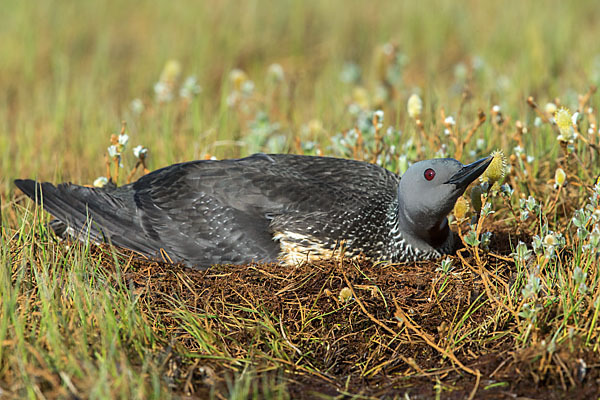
[[3, 0, 600, 398]]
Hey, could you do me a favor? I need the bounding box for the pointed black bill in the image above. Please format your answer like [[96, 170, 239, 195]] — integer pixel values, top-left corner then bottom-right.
[[445, 156, 493, 187]]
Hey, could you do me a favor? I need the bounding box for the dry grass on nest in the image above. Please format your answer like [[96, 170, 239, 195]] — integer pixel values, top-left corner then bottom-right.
[[18, 226, 579, 399]]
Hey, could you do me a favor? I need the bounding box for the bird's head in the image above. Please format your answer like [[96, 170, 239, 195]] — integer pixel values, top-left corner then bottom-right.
[[397, 156, 492, 239]]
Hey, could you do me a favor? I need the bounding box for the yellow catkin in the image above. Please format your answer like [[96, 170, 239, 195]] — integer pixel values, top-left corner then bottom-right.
[[453, 196, 469, 220], [481, 150, 507, 184], [407, 94, 423, 119], [160, 60, 182, 84], [555, 107, 575, 141], [554, 168, 566, 187], [555, 108, 572, 133]]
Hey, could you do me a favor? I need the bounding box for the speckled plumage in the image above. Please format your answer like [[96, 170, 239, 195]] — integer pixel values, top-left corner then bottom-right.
[[15, 153, 490, 268]]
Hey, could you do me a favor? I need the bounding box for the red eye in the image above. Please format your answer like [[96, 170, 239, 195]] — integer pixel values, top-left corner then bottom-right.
[[424, 168, 436, 181]]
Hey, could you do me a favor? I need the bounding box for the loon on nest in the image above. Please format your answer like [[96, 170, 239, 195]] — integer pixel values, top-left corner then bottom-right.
[[15, 153, 491, 268]]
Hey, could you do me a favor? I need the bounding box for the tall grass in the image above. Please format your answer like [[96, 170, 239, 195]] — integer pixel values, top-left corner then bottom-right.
[[2, 0, 600, 186]]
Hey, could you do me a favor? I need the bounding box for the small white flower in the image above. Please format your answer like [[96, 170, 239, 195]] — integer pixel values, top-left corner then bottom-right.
[[241, 80, 255, 95], [154, 81, 173, 102], [382, 43, 394, 55], [93, 176, 108, 188], [133, 145, 148, 159], [472, 56, 485, 71], [267, 63, 285, 83], [444, 116, 456, 126], [492, 105, 501, 113], [107, 145, 120, 158], [154, 81, 167, 94], [543, 233, 557, 247], [534, 117, 542, 127], [545, 102, 557, 115], [513, 145, 524, 155], [118, 134, 129, 147], [444, 128, 451, 136], [340, 62, 361, 84], [571, 112, 579, 125], [179, 75, 202, 99], [226, 92, 240, 108], [130, 98, 144, 114]]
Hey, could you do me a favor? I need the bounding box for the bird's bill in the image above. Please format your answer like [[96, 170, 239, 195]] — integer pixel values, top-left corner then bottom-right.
[[444, 156, 493, 187]]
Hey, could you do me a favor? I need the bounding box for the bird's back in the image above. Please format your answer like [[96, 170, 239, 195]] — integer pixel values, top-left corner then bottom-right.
[[16, 153, 401, 267]]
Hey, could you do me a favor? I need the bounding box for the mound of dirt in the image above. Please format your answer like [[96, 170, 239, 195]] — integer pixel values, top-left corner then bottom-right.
[[103, 229, 598, 399]]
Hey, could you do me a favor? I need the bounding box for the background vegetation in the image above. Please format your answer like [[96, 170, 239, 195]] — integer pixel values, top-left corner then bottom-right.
[[2, 0, 600, 398]]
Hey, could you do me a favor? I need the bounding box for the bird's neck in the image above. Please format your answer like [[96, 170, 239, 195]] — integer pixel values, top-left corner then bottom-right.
[[393, 201, 451, 253], [426, 218, 450, 249]]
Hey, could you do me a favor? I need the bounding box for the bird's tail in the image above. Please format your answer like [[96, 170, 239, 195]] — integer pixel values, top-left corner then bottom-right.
[[14, 179, 156, 256]]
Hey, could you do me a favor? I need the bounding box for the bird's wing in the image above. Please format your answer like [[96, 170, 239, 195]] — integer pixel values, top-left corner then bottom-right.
[[126, 156, 284, 265], [132, 154, 399, 264]]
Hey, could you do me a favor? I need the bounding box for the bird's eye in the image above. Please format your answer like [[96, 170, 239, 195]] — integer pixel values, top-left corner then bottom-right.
[[424, 168, 436, 181]]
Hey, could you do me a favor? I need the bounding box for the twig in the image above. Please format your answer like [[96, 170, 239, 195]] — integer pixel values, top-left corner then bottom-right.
[[393, 298, 482, 399], [461, 109, 487, 154], [371, 113, 384, 164], [457, 250, 518, 318], [340, 261, 398, 337], [527, 96, 558, 133], [279, 316, 302, 355], [104, 153, 112, 181], [392, 298, 480, 377], [126, 160, 141, 184], [578, 85, 597, 112], [184, 359, 200, 394]]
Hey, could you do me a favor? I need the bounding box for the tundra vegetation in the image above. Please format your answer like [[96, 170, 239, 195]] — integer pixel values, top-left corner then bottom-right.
[[2, 0, 600, 398]]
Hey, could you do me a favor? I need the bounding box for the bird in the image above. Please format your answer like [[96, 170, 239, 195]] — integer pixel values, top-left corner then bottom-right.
[[15, 153, 492, 268]]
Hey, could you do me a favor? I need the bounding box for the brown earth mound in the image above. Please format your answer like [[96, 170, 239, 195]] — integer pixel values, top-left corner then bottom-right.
[[98, 229, 598, 399]]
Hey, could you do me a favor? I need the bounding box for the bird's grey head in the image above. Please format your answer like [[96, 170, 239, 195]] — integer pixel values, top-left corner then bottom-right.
[[397, 157, 492, 242]]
